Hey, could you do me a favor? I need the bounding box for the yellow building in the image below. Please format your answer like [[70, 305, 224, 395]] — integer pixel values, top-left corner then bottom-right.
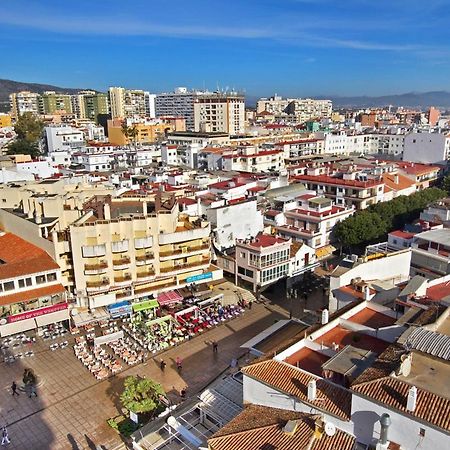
[[0, 183, 222, 309], [107, 119, 176, 145], [0, 114, 12, 127]]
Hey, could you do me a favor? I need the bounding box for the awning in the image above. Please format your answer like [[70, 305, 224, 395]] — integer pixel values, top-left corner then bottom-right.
[[315, 245, 336, 260], [35, 308, 70, 327], [132, 299, 159, 312], [107, 300, 131, 311], [0, 318, 36, 337], [157, 290, 183, 306], [0, 283, 66, 306], [71, 307, 110, 327]]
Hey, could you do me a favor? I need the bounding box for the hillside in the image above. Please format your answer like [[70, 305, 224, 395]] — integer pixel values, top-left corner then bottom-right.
[[0, 78, 92, 112]]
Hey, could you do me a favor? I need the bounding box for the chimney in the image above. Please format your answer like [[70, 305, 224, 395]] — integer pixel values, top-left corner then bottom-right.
[[321, 309, 329, 324], [394, 174, 399, 185], [363, 285, 371, 301], [104, 203, 111, 220], [142, 201, 148, 215], [307, 379, 317, 401], [407, 386, 417, 412], [378, 413, 391, 449]]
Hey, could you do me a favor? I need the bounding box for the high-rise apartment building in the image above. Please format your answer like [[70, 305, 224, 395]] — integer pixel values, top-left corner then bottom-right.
[[71, 91, 109, 122], [108, 87, 155, 118], [9, 91, 40, 118], [39, 91, 73, 115], [156, 88, 245, 134], [256, 95, 332, 123]]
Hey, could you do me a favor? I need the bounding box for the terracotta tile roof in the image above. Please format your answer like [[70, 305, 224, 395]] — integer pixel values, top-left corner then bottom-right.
[[352, 376, 450, 432], [209, 405, 355, 450], [245, 233, 288, 249], [389, 230, 415, 239], [426, 282, 450, 301], [242, 360, 352, 421], [0, 233, 59, 280], [0, 283, 66, 306], [382, 173, 416, 191]]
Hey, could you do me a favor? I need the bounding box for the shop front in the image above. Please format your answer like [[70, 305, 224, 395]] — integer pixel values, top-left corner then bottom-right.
[[107, 301, 132, 319], [0, 302, 69, 337]]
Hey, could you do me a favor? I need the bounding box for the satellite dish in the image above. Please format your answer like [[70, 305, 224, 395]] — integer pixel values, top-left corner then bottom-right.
[[324, 422, 336, 437]]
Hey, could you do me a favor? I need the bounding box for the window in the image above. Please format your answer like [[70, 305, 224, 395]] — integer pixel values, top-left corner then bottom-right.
[[36, 275, 46, 284], [419, 428, 426, 437], [46, 273, 57, 282], [18, 279, 25, 288], [3, 281, 14, 291]]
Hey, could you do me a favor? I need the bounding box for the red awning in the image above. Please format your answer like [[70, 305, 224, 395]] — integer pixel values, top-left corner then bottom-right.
[[157, 290, 183, 306]]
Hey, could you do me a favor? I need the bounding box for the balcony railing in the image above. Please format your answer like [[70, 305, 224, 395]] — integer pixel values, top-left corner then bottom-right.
[[159, 244, 210, 258], [113, 256, 131, 266], [114, 274, 132, 283], [160, 258, 209, 273], [84, 261, 108, 271], [86, 279, 110, 290], [136, 270, 156, 279], [136, 252, 155, 261]]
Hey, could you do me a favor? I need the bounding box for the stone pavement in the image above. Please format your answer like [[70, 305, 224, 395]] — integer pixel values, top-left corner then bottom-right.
[[0, 298, 288, 450]]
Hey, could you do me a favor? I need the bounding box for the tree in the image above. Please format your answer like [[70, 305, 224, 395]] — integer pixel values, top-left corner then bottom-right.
[[14, 112, 44, 143], [121, 122, 139, 148], [120, 376, 166, 416], [442, 175, 450, 195], [7, 112, 44, 157]]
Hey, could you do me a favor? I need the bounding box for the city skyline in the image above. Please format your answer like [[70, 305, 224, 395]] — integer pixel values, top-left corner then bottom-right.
[[1, 0, 449, 97]]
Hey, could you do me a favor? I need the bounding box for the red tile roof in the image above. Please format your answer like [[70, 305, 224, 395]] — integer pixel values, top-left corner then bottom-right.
[[0, 233, 59, 280], [208, 405, 355, 450], [352, 376, 450, 432], [245, 233, 288, 249], [426, 282, 450, 301], [0, 283, 65, 306], [389, 230, 415, 239], [242, 360, 352, 421], [293, 174, 383, 188]]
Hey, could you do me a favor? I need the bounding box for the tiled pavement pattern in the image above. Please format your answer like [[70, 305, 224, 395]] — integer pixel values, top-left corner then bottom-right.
[[0, 295, 289, 449]]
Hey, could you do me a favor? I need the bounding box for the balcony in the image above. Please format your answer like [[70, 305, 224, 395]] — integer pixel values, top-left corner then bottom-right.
[[160, 258, 210, 275], [159, 244, 210, 261], [82, 244, 106, 258], [134, 236, 153, 249], [84, 260, 108, 275], [136, 270, 156, 281], [136, 252, 155, 265], [113, 274, 132, 286], [86, 278, 110, 292], [158, 224, 211, 245], [111, 240, 129, 253], [113, 256, 131, 270]]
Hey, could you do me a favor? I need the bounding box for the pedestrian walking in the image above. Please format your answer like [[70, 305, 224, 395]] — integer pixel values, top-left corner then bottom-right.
[[1, 426, 10, 446], [11, 382, 19, 396], [248, 300, 253, 310], [160, 359, 166, 371], [176, 357, 182, 372], [180, 387, 186, 400], [212, 341, 218, 353], [29, 384, 37, 398]]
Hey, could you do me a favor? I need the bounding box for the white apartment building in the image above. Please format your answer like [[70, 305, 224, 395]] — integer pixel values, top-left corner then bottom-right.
[[9, 91, 40, 118], [256, 94, 290, 114], [403, 131, 450, 164], [156, 88, 245, 133], [221, 146, 284, 173], [45, 125, 85, 153], [193, 93, 245, 135], [286, 98, 332, 122], [235, 233, 292, 291]]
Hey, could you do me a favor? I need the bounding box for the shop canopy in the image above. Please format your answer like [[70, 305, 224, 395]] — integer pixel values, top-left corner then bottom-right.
[[146, 315, 173, 327], [132, 299, 159, 312], [157, 290, 183, 306]]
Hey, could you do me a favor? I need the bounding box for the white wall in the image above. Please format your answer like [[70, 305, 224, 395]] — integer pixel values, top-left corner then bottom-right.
[[403, 132, 448, 164]]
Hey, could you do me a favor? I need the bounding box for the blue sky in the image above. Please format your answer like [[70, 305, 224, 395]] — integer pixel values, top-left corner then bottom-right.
[[1, 0, 449, 97]]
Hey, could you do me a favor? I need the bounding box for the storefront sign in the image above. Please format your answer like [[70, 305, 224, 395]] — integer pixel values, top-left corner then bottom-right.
[[107, 301, 132, 318], [132, 299, 159, 312], [7, 302, 68, 324], [185, 272, 212, 283]]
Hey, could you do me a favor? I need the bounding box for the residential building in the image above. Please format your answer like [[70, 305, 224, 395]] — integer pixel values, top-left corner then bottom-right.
[[239, 299, 450, 450], [71, 90, 109, 122], [221, 146, 284, 173], [9, 91, 40, 118], [39, 91, 72, 115], [403, 131, 450, 164], [45, 124, 85, 153], [256, 94, 290, 114], [235, 233, 292, 291], [293, 170, 385, 210], [420, 198, 450, 227], [275, 194, 354, 250], [193, 92, 245, 134], [0, 114, 12, 127], [397, 161, 440, 190], [0, 232, 67, 337], [156, 88, 245, 133], [286, 98, 332, 123], [109, 87, 155, 118], [410, 228, 450, 279]]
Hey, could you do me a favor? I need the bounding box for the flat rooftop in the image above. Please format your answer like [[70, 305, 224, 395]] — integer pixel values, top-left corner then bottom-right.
[[254, 321, 307, 354], [397, 351, 450, 398], [348, 308, 397, 329], [284, 347, 329, 376], [316, 326, 390, 354]]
